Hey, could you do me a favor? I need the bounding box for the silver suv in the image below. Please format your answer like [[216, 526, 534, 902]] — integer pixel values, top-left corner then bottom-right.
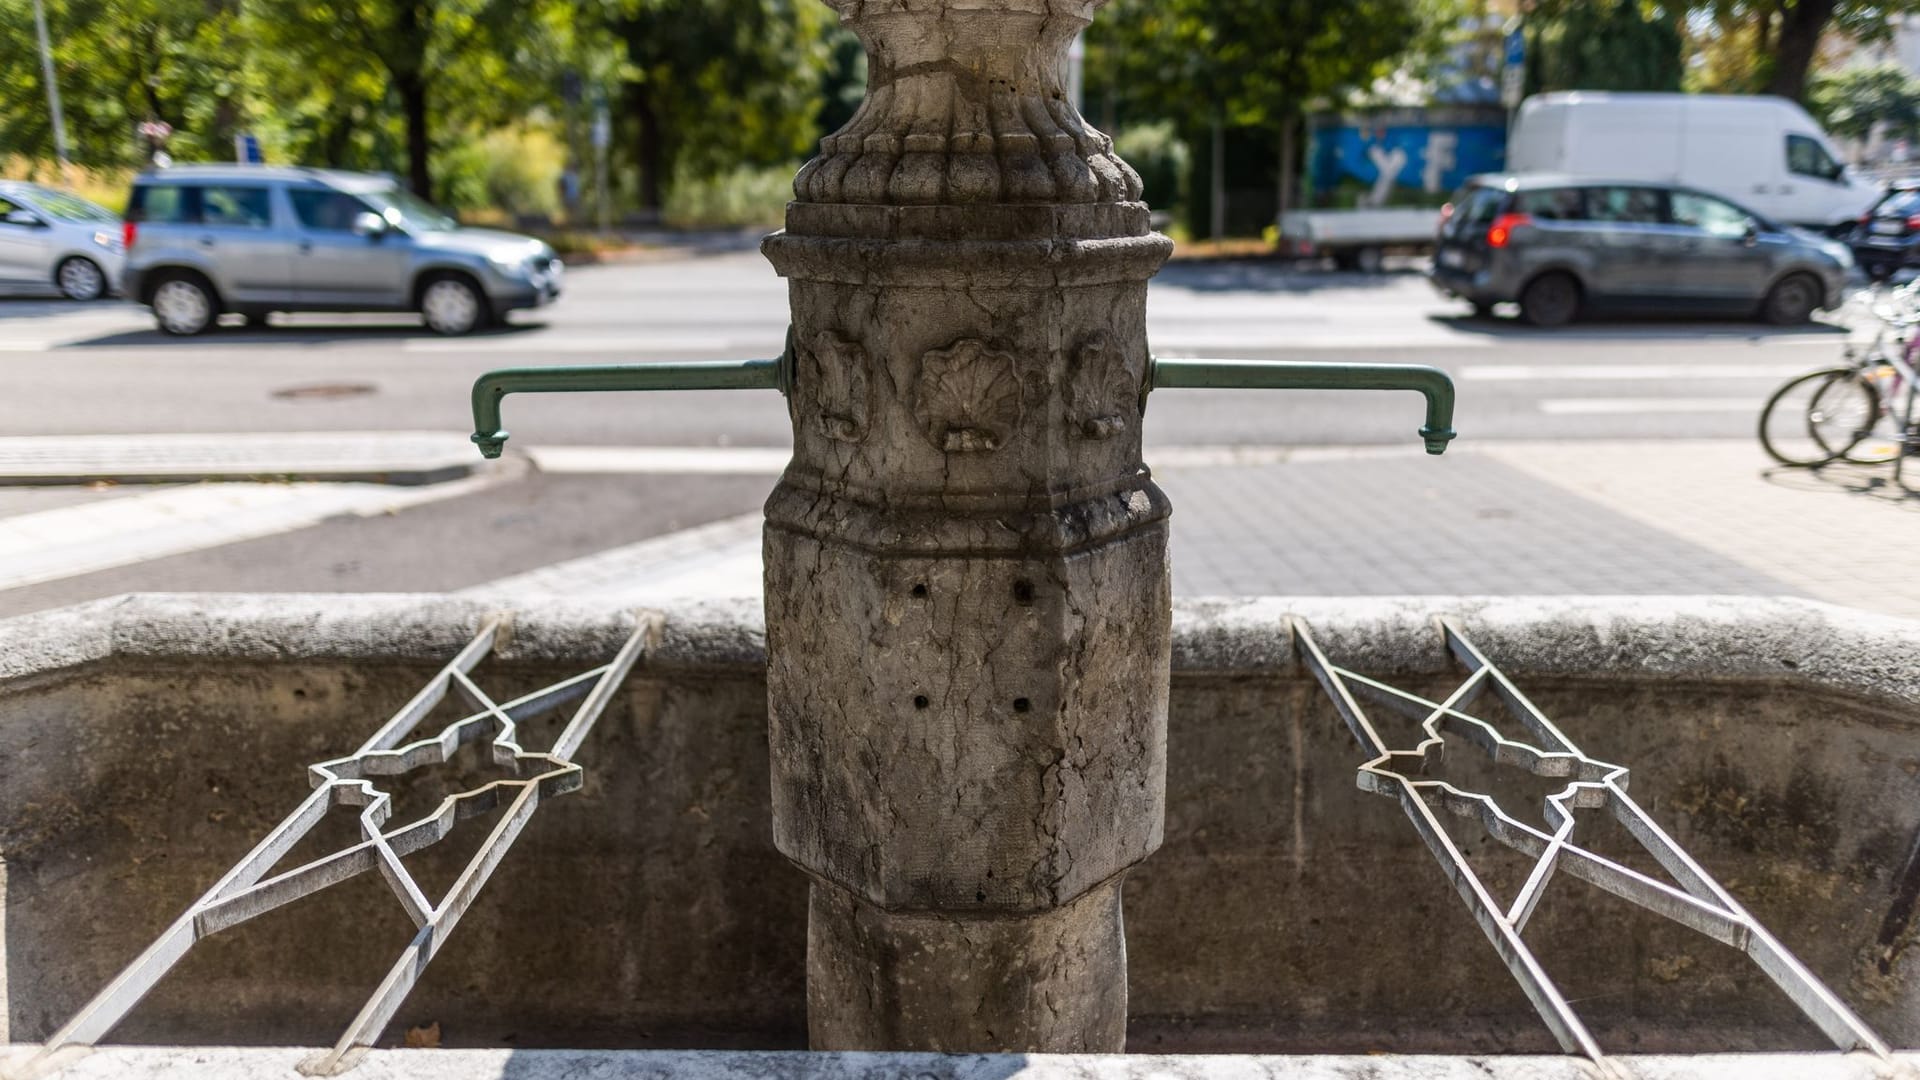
[[123, 165, 561, 335]]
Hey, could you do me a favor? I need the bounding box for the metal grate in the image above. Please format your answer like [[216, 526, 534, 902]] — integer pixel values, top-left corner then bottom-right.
[[1293, 616, 1891, 1065], [25, 614, 656, 1076]]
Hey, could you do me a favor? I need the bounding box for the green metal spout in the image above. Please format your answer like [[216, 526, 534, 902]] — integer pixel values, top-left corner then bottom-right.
[[470, 356, 787, 458], [1149, 357, 1457, 454]]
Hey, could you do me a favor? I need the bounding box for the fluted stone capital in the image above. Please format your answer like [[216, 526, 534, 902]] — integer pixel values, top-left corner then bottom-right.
[[794, 0, 1141, 206]]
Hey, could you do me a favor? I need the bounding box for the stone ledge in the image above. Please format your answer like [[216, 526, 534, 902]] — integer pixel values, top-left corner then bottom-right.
[[6, 593, 1918, 712], [6, 1047, 1914, 1080]]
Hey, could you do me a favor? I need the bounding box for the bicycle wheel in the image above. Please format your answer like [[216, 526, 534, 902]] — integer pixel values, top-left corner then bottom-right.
[[1835, 368, 1912, 463], [1759, 368, 1860, 466], [1820, 373, 1899, 464]]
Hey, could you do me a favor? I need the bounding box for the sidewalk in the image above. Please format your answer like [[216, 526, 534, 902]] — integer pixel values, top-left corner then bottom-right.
[[0, 432, 1914, 616], [463, 439, 1920, 619]]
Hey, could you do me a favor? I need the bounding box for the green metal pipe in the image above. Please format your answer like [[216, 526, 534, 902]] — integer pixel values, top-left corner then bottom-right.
[[1149, 357, 1457, 455], [470, 357, 786, 458]]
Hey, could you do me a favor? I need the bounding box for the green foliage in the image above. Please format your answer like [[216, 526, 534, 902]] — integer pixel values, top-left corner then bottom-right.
[[244, 0, 605, 195], [1526, 0, 1684, 94], [1809, 62, 1920, 143], [0, 0, 254, 169], [1090, 0, 1426, 130], [661, 162, 794, 228], [1688, 0, 1920, 99], [616, 0, 835, 208], [437, 125, 566, 217], [1113, 122, 1190, 213]]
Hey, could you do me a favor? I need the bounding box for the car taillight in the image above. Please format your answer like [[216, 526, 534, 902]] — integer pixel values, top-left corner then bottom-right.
[[122, 221, 137, 249], [1905, 214, 1920, 231], [1486, 212, 1532, 248]]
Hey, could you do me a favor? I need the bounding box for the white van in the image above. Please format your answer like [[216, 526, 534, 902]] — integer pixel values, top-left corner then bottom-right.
[[1507, 92, 1879, 231]]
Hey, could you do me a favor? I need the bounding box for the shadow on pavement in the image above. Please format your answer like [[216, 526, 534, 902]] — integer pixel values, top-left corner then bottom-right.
[[1155, 259, 1424, 294], [1429, 311, 1849, 341], [58, 318, 549, 348], [1760, 461, 1920, 506], [0, 295, 115, 317]]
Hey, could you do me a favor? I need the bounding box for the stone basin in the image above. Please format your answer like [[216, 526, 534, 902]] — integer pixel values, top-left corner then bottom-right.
[[1, 594, 1916, 1066]]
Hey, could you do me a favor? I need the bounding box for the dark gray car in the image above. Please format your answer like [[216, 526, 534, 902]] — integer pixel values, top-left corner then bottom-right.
[[122, 165, 561, 336], [1430, 174, 1851, 327]]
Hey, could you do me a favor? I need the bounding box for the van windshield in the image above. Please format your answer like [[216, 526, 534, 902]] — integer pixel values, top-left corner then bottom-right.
[[359, 185, 457, 232]]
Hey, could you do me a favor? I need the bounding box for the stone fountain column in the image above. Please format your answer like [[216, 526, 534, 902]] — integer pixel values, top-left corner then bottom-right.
[[760, 0, 1172, 1053]]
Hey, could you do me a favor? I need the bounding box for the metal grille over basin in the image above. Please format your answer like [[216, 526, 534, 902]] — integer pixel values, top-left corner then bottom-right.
[[16, 615, 654, 1077], [1296, 617, 1891, 1066]]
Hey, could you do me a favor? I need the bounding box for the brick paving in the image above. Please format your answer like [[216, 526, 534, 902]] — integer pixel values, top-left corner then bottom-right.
[[1158, 448, 1796, 599], [1485, 440, 1920, 616]]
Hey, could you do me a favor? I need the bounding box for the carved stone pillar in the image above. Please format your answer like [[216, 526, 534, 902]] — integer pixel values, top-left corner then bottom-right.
[[761, 0, 1172, 1052]]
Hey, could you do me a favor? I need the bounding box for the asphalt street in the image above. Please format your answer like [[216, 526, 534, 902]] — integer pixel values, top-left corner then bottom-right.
[[0, 252, 1856, 447], [0, 250, 1893, 616]]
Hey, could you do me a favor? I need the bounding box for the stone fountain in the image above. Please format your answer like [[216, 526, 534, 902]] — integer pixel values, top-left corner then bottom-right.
[[1, 1, 1916, 1076]]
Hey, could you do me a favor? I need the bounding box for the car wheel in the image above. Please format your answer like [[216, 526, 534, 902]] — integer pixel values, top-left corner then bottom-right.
[[151, 274, 219, 336], [420, 276, 490, 336], [1353, 246, 1385, 274], [1762, 273, 1821, 326], [1518, 272, 1579, 327], [55, 256, 107, 302]]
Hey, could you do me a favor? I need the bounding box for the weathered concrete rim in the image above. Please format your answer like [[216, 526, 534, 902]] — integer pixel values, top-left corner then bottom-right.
[[4, 1046, 1915, 1080], [4, 593, 1919, 716]]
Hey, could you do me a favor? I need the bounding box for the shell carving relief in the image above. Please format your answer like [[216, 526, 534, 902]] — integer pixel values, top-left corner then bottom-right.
[[808, 330, 870, 443], [914, 339, 1023, 453], [1068, 330, 1143, 440]]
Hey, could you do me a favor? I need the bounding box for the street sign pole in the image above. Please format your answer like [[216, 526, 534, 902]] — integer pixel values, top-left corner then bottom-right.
[[30, 0, 71, 179], [1501, 21, 1526, 146], [591, 98, 611, 236]]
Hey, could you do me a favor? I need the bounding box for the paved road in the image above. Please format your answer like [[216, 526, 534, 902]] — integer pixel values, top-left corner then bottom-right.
[[5, 252, 1916, 620], [0, 253, 1857, 448]]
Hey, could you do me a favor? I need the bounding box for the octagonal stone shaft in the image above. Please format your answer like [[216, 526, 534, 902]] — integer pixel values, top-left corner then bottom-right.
[[761, 0, 1172, 1053]]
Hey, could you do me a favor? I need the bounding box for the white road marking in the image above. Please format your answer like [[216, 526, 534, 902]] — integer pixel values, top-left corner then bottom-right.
[[0, 471, 502, 592], [1464, 362, 1814, 382], [1538, 397, 1757, 415], [529, 445, 790, 474]]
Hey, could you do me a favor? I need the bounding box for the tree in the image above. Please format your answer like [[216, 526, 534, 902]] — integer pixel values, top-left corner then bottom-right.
[[615, 0, 834, 213], [246, 0, 551, 196], [0, 0, 252, 169], [1809, 61, 1920, 144], [1689, 0, 1920, 101], [1526, 1, 1684, 94], [1090, 0, 1427, 228]]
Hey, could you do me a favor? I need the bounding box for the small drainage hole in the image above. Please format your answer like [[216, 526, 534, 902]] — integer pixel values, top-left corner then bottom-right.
[[1013, 698, 1031, 713], [1012, 580, 1035, 605], [910, 583, 928, 599], [913, 695, 930, 710]]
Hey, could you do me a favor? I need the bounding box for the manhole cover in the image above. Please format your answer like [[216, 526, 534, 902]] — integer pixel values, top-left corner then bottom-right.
[[272, 382, 378, 400]]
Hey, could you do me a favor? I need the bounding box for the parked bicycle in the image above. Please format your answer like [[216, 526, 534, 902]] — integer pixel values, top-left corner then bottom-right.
[[1759, 282, 1920, 484]]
